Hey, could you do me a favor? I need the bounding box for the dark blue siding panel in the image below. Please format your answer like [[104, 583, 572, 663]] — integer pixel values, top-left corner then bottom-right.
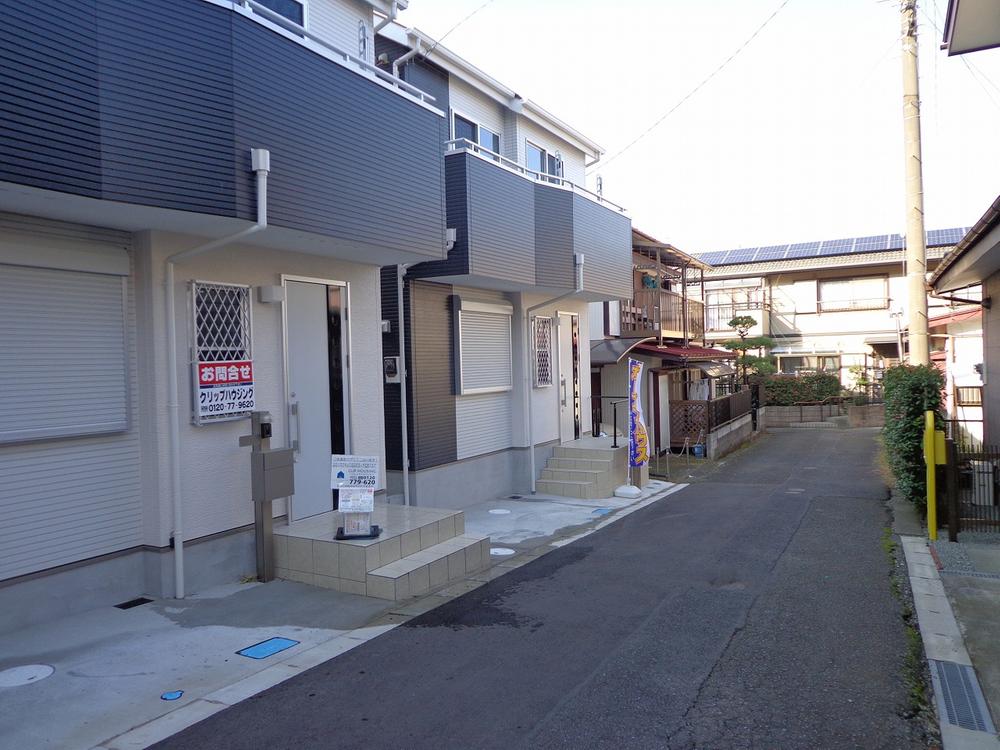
[[534, 186, 575, 289], [232, 19, 446, 256], [465, 155, 535, 285], [0, 0, 446, 258], [0, 0, 102, 196], [573, 195, 633, 299], [97, 0, 236, 215], [408, 151, 470, 279]]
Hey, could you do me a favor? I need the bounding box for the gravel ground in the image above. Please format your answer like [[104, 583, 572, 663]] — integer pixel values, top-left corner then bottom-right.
[[932, 539, 976, 572]]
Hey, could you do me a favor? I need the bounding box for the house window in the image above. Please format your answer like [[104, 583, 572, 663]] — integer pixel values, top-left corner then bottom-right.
[[956, 386, 983, 407], [526, 142, 545, 174], [818, 276, 888, 312], [778, 355, 841, 375], [454, 114, 477, 145], [0, 265, 128, 444], [453, 297, 513, 395], [532, 317, 553, 387], [192, 281, 253, 423], [480, 127, 501, 155], [256, 0, 305, 25]]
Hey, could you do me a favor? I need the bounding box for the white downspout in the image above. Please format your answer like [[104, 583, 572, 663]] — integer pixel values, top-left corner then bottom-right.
[[164, 148, 270, 599], [373, 0, 398, 34], [525, 253, 585, 494], [392, 41, 423, 78], [396, 264, 411, 506]]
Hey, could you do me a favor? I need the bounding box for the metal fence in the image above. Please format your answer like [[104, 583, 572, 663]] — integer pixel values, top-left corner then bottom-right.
[[941, 441, 1000, 538], [944, 419, 984, 452]]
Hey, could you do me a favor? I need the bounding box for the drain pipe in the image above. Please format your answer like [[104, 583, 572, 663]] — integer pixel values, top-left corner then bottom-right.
[[392, 39, 424, 78], [525, 253, 584, 493], [165, 148, 270, 599], [396, 263, 411, 506], [373, 0, 398, 34]]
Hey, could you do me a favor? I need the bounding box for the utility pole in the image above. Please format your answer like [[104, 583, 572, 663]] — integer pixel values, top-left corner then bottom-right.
[[901, 0, 929, 365]]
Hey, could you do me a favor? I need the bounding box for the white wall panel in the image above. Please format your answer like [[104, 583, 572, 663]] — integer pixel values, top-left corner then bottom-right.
[[519, 118, 587, 186], [308, 0, 373, 63], [449, 78, 505, 142]]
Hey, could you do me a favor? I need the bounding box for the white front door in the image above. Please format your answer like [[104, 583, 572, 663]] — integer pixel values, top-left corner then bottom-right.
[[557, 312, 580, 442], [285, 280, 348, 521]]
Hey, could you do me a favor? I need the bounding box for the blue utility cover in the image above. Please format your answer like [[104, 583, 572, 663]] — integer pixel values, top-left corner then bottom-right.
[[237, 637, 300, 660]]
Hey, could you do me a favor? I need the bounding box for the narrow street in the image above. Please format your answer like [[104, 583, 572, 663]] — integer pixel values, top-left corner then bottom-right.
[[155, 428, 927, 750]]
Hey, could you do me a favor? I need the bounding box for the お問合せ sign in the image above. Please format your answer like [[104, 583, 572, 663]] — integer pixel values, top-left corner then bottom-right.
[[197, 360, 255, 418]]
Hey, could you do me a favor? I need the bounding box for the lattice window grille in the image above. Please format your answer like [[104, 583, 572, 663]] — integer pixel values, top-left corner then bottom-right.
[[191, 280, 253, 423], [533, 316, 553, 387]]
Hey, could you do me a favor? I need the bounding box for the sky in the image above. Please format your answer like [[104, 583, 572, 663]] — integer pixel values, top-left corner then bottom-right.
[[397, 0, 1000, 254]]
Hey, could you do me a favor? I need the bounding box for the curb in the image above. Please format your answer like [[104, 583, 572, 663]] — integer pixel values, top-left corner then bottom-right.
[[899, 536, 999, 749], [91, 483, 687, 750]]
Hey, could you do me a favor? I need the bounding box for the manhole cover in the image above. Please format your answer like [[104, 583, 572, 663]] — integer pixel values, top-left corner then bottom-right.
[[489, 508, 511, 515], [508, 495, 523, 500], [490, 547, 516, 556], [0, 664, 54, 687]]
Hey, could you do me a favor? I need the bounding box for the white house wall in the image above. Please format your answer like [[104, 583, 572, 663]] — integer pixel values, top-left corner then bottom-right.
[[518, 117, 587, 186], [448, 77, 506, 142], [137, 231, 386, 548], [308, 0, 375, 63]]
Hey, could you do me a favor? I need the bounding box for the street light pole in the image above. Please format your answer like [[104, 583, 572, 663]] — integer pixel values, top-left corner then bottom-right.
[[900, 0, 929, 365]]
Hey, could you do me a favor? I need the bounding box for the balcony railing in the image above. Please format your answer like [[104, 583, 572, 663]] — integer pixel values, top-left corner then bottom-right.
[[444, 139, 627, 213], [233, 0, 436, 105], [817, 297, 890, 313], [621, 289, 705, 340]]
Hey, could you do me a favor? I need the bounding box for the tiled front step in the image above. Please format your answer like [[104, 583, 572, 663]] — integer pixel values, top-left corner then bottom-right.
[[541, 467, 607, 483], [536, 478, 606, 500], [366, 534, 490, 600], [547, 457, 614, 472], [274, 505, 468, 596], [553, 445, 623, 461]]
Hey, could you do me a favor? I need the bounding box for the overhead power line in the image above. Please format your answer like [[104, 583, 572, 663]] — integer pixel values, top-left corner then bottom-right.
[[421, 0, 498, 58], [592, 0, 795, 171]]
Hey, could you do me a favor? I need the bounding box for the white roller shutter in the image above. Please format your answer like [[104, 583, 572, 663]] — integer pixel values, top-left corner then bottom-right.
[[0, 265, 128, 443], [454, 297, 513, 395]]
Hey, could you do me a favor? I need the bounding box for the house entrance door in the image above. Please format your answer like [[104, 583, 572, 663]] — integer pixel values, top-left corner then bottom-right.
[[557, 312, 581, 442], [284, 279, 348, 521]]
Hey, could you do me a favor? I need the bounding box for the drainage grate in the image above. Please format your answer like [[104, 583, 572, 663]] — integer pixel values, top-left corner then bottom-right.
[[939, 570, 1000, 581], [930, 660, 996, 733], [115, 597, 153, 610], [508, 495, 523, 500]]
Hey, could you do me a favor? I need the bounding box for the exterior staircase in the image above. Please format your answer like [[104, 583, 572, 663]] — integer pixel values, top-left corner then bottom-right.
[[274, 505, 490, 601], [536, 441, 628, 499]]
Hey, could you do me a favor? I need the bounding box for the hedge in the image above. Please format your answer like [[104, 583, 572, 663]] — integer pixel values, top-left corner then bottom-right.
[[882, 365, 944, 511], [759, 373, 841, 406]]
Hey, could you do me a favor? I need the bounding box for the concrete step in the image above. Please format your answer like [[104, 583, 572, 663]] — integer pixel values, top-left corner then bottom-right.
[[366, 534, 491, 600], [553, 445, 624, 461], [547, 457, 614, 472], [536, 478, 605, 500], [541, 467, 607, 483]]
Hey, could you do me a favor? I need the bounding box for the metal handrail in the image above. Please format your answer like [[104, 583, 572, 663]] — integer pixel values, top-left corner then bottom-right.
[[234, 0, 436, 104], [444, 138, 627, 213], [591, 395, 629, 447]]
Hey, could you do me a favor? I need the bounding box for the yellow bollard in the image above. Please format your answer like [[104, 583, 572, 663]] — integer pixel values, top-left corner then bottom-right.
[[924, 410, 937, 541]]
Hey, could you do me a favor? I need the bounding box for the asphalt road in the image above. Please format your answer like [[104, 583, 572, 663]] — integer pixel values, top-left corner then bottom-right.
[[155, 428, 928, 749]]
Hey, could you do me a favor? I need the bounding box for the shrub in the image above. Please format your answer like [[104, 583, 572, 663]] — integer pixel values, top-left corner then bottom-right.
[[882, 365, 944, 511], [759, 373, 841, 406]]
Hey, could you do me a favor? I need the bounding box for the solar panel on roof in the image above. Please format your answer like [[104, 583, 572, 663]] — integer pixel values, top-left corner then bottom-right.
[[927, 227, 966, 246], [818, 238, 855, 256], [887, 234, 905, 249], [852, 235, 889, 254], [755, 245, 788, 261], [785, 241, 821, 260], [697, 251, 728, 265], [723, 248, 757, 264]]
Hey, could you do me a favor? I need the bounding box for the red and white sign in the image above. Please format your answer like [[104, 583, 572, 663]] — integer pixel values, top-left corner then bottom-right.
[[197, 360, 255, 418]]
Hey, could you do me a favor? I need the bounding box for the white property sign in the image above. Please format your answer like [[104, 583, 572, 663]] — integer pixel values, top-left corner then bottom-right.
[[330, 455, 379, 490], [197, 360, 255, 418], [338, 487, 375, 513]]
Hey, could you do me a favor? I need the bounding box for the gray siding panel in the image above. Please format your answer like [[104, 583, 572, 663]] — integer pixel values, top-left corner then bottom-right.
[[0, 0, 446, 258], [534, 186, 575, 289], [573, 194, 633, 299], [232, 20, 446, 256], [466, 155, 536, 285], [409, 281, 457, 470], [408, 152, 470, 280]]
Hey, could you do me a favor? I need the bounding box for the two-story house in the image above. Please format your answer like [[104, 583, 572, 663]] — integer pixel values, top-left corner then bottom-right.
[[587, 229, 742, 460], [374, 23, 633, 507], [0, 0, 455, 628], [693, 229, 969, 388]]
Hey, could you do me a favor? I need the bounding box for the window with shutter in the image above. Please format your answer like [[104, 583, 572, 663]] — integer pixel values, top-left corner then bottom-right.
[[0, 264, 127, 444], [453, 298, 513, 395]]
